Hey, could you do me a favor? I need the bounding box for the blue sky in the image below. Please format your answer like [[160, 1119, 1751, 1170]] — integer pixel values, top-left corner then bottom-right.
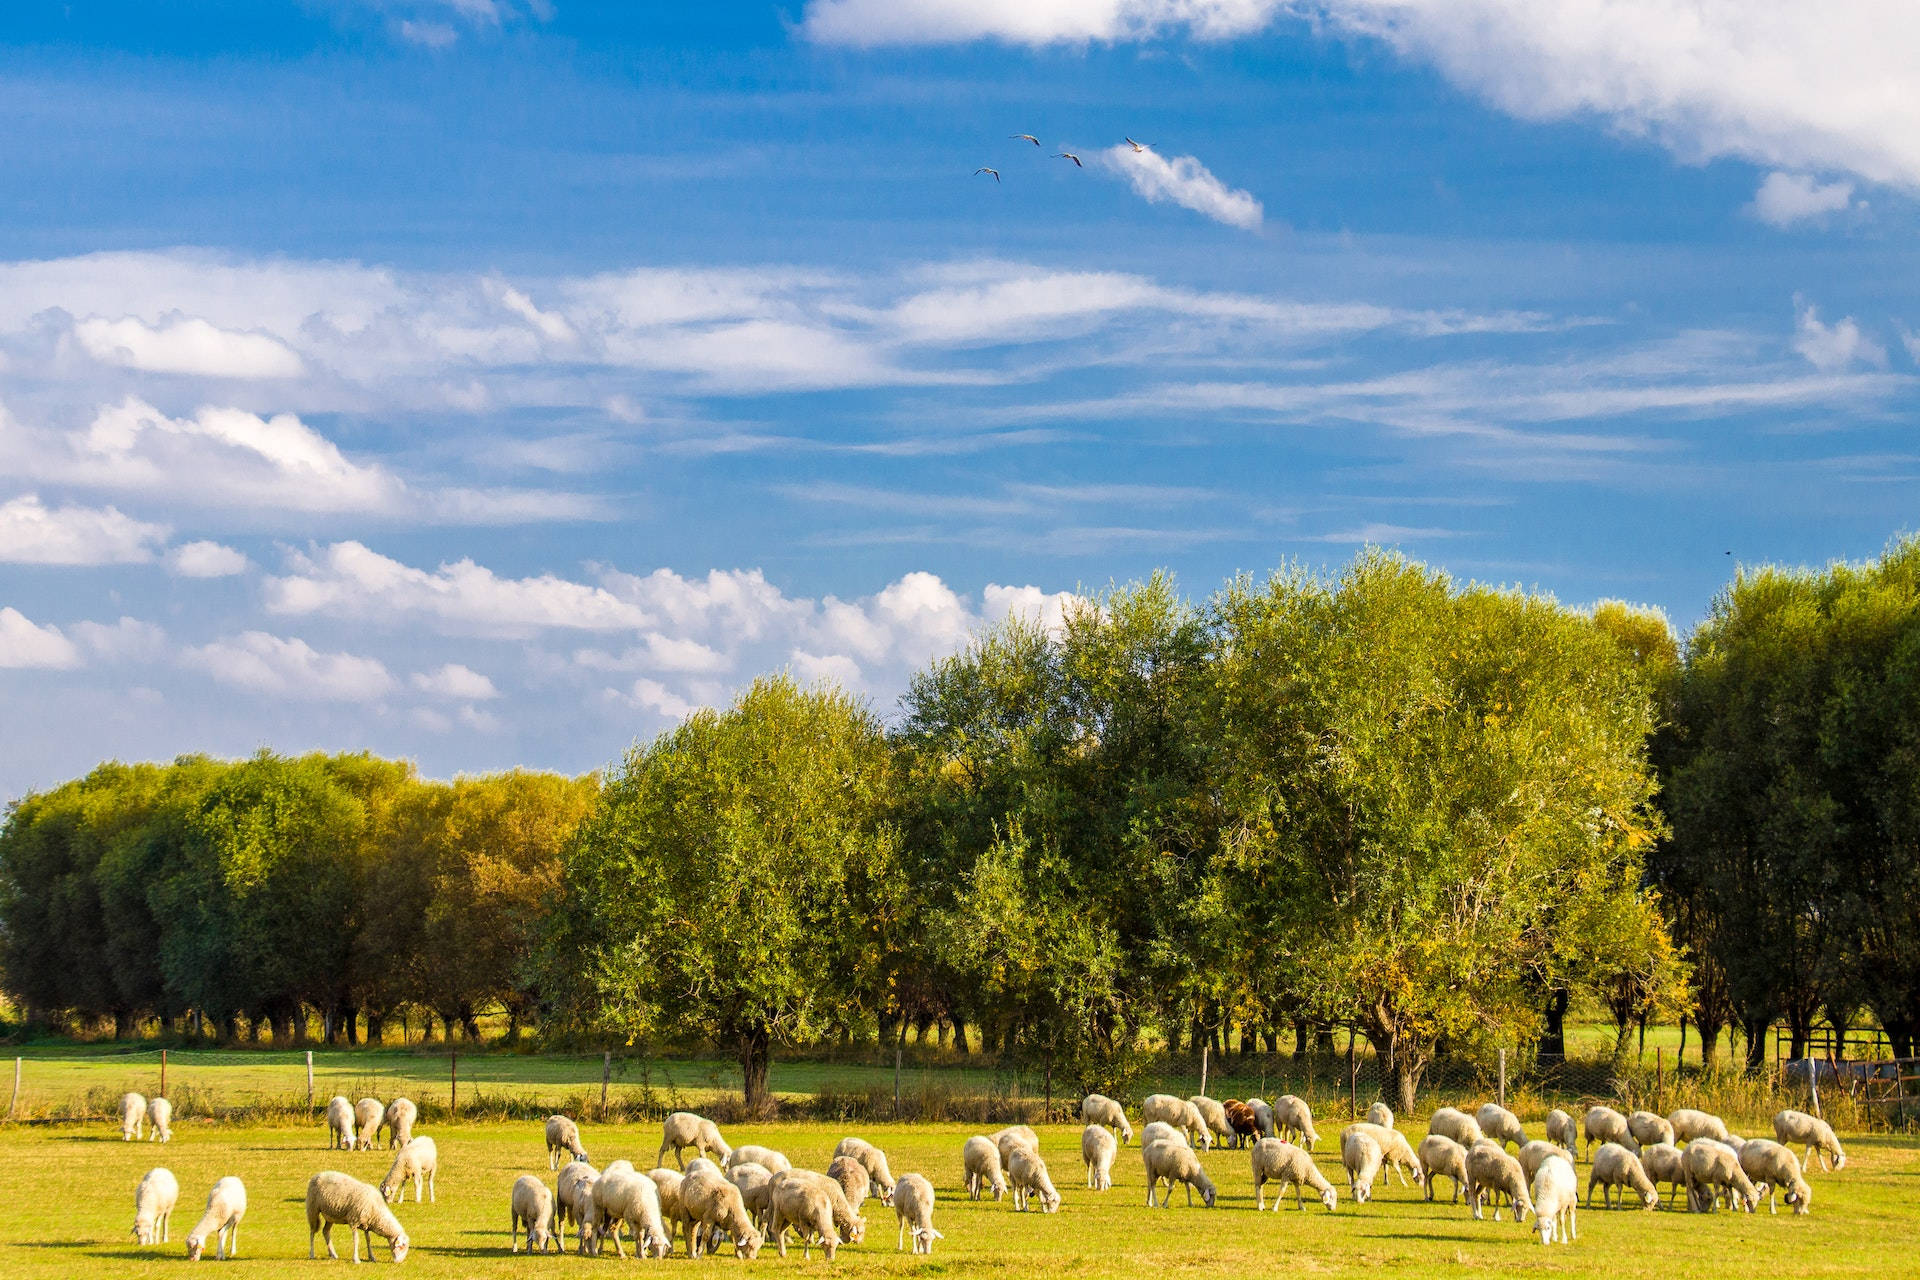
[[2, 0, 1916, 798]]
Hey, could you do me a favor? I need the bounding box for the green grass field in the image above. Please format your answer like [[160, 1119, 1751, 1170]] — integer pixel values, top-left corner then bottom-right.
[[6, 1115, 1913, 1278]]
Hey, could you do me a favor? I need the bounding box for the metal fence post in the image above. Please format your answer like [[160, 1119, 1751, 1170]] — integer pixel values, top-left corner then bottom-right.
[[1808, 1058, 1822, 1121], [1498, 1049, 1506, 1109], [305, 1050, 314, 1112]]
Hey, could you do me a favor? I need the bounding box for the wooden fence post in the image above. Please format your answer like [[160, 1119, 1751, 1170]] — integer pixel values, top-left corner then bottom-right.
[[601, 1051, 612, 1120], [450, 1050, 458, 1120], [160, 1048, 167, 1100], [305, 1050, 314, 1112], [1808, 1059, 1822, 1121], [1498, 1049, 1507, 1109], [1656, 1047, 1665, 1114], [1347, 1029, 1357, 1117], [1200, 1042, 1209, 1098]]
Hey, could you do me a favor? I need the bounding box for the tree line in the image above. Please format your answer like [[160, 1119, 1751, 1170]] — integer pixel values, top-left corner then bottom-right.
[[5, 546, 1917, 1109]]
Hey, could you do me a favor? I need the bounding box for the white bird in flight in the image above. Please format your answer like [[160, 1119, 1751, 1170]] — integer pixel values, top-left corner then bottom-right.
[[974, 167, 1000, 182]]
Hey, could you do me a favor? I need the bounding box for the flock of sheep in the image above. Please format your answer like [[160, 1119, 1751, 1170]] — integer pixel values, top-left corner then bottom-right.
[[117, 1084, 1851, 1263]]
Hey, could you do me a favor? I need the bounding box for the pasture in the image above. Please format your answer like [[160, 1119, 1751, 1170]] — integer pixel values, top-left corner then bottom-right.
[[8, 1116, 1914, 1279]]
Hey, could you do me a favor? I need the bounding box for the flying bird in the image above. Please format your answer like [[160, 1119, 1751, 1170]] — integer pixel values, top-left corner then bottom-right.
[[1055, 151, 1082, 167], [974, 167, 1000, 182], [1125, 136, 1148, 152], [1010, 134, 1040, 146]]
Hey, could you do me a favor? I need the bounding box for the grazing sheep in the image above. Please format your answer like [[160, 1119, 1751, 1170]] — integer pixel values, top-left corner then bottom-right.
[[1082, 1123, 1118, 1190], [772, 1170, 866, 1249], [681, 1167, 763, 1259], [326, 1097, 357, 1151], [381, 1098, 417, 1150], [1342, 1122, 1424, 1188], [832, 1136, 897, 1204], [186, 1175, 247, 1262], [121, 1092, 146, 1141], [1546, 1108, 1578, 1154], [1739, 1139, 1813, 1216], [729, 1162, 777, 1234], [1532, 1155, 1578, 1245], [590, 1169, 672, 1259], [603, 1159, 635, 1178], [892, 1173, 941, 1254], [1476, 1103, 1526, 1151], [1252, 1137, 1337, 1212], [1639, 1143, 1687, 1208], [1669, 1108, 1731, 1146], [556, 1161, 600, 1251], [993, 1124, 1041, 1171], [1773, 1109, 1846, 1172], [1010, 1144, 1064, 1212], [354, 1098, 384, 1151], [684, 1157, 719, 1179], [1366, 1102, 1394, 1128], [148, 1096, 173, 1144], [132, 1167, 180, 1245], [1465, 1140, 1534, 1223], [509, 1175, 558, 1254], [378, 1136, 437, 1204], [646, 1168, 685, 1245], [1681, 1139, 1760, 1213], [1427, 1107, 1484, 1148], [962, 1135, 1007, 1201], [1418, 1134, 1469, 1204], [1518, 1140, 1573, 1184], [1081, 1093, 1133, 1143], [1245, 1097, 1277, 1140], [826, 1155, 872, 1213], [1582, 1106, 1635, 1161], [1142, 1139, 1215, 1208], [1189, 1095, 1231, 1146], [1628, 1110, 1675, 1149], [308, 1171, 407, 1263], [1222, 1100, 1262, 1148], [545, 1115, 587, 1170], [727, 1143, 792, 1176], [766, 1172, 841, 1260], [1586, 1143, 1658, 1209], [1272, 1094, 1320, 1148], [1141, 1095, 1212, 1150], [659, 1112, 731, 1169], [1139, 1121, 1187, 1150], [1341, 1130, 1384, 1206]]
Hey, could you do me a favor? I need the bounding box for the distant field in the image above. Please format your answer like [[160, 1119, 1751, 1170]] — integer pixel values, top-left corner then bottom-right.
[[3, 1115, 1909, 1279]]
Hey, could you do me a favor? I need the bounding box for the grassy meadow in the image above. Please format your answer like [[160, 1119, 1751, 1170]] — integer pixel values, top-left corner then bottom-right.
[[6, 1114, 1913, 1279]]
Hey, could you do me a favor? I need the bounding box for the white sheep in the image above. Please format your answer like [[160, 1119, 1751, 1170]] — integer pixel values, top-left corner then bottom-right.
[[1465, 1140, 1534, 1223], [1739, 1138, 1813, 1215], [1627, 1110, 1675, 1149], [832, 1136, 897, 1203], [1417, 1134, 1468, 1204], [545, 1114, 588, 1170], [1009, 1144, 1063, 1212], [1082, 1123, 1118, 1190], [1581, 1105, 1635, 1160], [326, 1097, 357, 1151], [892, 1173, 942, 1254], [354, 1098, 384, 1151], [771, 1169, 866, 1250], [1141, 1094, 1212, 1149], [1476, 1103, 1526, 1150], [132, 1167, 179, 1245], [684, 1157, 719, 1178], [378, 1136, 437, 1204], [1272, 1094, 1320, 1148], [1366, 1102, 1394, 1128], [186, 1175, 247, 1262], [1773, 1109, 1846, 1172], [1188, 1095, 1231, 1145], [659, 1111, 731, 1168], [1517, 1140, 1573, 1184], [509, 1174, 559, 1254], [826, 1154, 872, 1213], [1139, 1121, 1187, 1150], [381, 1097, 417, 1149], [1531, 1154, 1578, 1245], [1342, 1122, 1424, 1188], [1245, 1097, 1277, 1140], [726, 1143, 792, 1175], [766, 1171, 841, 1260], [646, 1166, 684, 1240], [1681, 1139, 1759, 1213], [591, 1168, 672, 1259], [120, 1092, 146, 1141], [556, 1160, 600, 1252], [962, 1135, 1006, 1201], [1252, 1137, 1337, 1211], [1142, 1138, 1215, 1208], [1081, 1093, 1133, 1144], [729, 1161, 777, 1235], [992, 1124, 1041, 1170], [1341, 1130, 1384, 1206], [1585, 1142, 1658, 1209], [1639, 1142, 1687, 1208], [1668, 1107, 1731, 1146], [148, 1096, 173, 1144], [681, 1167, 763, 1259], [1545, 1108, 1578, 1154], [1427, 1107, 1484, 1148]]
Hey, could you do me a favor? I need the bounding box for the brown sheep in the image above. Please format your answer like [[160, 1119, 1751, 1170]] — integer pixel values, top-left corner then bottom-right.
[[1223, 1101, 1262, 1149]]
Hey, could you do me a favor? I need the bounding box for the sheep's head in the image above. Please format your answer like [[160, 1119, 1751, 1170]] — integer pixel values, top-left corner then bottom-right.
[[1743, 1183, 1765, 1213], [389, 1233, 410, 1263], [912, 1225, 943, 1254], [846, 1214, 867, 1244], [1041, 1187, 1061, 1213], [1640, 1188, 1658, 1210], [134, 1222, 156, 1245], [734, 1226, 763, 1260], [1201, 1184, 1217, 1209]]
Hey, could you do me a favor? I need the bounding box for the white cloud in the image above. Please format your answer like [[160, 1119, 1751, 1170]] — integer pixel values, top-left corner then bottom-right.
[[73, 315, 306, 378], [166, 540, 251, 578], [983, 583, 1084, 633], [1749, 172, 1857, 227], [410, 662, 502, 700], [0, 494, 168, 565], [790, 649, 865, 689], [619, 676, 699, 720], [1097, 145, 1263, 231], [0, 606, 81, 669], [802, 0, 1283, 44], [69, 617, 168, 662], [182, 631, 396, 701], [1793, 304, 1885, 372]]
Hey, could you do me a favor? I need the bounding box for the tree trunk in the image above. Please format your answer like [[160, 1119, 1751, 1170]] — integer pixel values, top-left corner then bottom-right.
[[1538, 987, 1569, 1059], [365, 1011, 386, 1045], [740, 1024, 772, 1115], [1741, 1016, 1770, 1075], [113, 1009, 133, 1040], [1294, 1020, 1309, 1057], [953, 1020, 970, 1055], [460, 1006, 481, 1041]]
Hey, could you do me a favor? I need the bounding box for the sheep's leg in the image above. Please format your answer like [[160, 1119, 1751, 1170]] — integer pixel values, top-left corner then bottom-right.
[[226, 1221, 238, 1258], [512, 1213, 522, 1253]]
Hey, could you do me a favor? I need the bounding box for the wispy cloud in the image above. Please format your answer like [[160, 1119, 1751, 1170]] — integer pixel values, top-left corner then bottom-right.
[[1749, 173, 1859, 228], [0, 494, 167, 566], [1096, 145, 1263, 231]]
